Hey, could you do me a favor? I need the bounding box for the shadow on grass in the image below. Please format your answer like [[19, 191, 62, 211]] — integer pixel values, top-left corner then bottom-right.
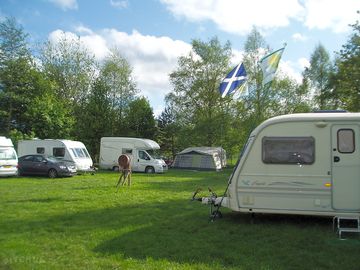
[[2, 194, 360, 269]]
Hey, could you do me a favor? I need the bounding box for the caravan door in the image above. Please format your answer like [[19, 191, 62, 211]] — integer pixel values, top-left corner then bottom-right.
[[331, 125, 360, 211]]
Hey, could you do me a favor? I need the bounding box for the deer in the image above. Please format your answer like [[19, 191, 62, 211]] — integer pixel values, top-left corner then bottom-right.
[[116, 154, 132, 191]]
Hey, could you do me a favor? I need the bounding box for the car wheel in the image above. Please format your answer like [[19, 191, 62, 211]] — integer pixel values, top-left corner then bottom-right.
[[145, 166, 155, 174], [112, 166, 119, 171], [48, 169, 58, 178]]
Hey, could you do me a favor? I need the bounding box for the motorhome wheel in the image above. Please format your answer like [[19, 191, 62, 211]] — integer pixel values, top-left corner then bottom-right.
[[112, 166, 119, 171], [145, 166, 155, 173]]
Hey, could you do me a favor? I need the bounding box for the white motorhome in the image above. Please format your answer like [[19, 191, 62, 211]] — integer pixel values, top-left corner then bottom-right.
[[0, 136, 18, 177], [215, 112, 360, 217], [99, 137, 167, 173], [18, 139, 93, 172]]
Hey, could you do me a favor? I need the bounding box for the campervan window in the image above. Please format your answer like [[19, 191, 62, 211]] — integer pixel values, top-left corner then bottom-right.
[[337, 129, 355, 153], [53, 147, 65, 157], [122, 149, 133, 155], [139, 150, 150, 160], [37, 147, 45, 154], [0, 148, 16, 160], [262, 137, 315, 165]]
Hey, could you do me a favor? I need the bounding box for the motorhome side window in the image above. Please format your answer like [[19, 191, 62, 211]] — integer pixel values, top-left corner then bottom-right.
[[36, 147, 45, 154], [337, 129, 355, 153], [262, 137, 315, 164], [122, 149, 133, 155], [139, 150, 150, 160], [53, 147, 65, 157]]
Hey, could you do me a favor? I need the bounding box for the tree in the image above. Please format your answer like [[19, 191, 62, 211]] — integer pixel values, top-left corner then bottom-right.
[[126, 97, 156, 139], [0, 18, 74, 141], [157, 105, 181, 158], [99, 49, 138, 134], [167, 37, 233, 147], [332, 11, 360, 111], [40, 33, 97, 103], [303, 44, 333, 109], [0, 17, 32, 135], [76, 78, 113, 159]]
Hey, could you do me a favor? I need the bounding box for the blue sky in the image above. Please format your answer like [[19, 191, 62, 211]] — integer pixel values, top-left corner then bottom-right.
[[1, 0, 359, 115]]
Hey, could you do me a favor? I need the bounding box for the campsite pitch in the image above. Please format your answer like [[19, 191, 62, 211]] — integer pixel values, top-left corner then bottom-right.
[[0, 169, 359, 269]]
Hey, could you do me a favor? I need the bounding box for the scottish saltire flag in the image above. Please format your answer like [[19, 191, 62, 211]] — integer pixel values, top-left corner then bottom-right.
[[260, 47, 285, 86], [219, 63, 247, 98]]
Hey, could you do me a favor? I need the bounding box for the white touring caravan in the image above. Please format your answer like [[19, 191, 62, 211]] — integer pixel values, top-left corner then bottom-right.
[[99, 137, 167, 173], [18, 139, 94, 172], [0, 136, 18, 177], [208, 112, 360, 219]]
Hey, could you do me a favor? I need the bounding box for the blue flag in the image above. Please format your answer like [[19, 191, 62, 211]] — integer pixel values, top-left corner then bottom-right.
[[219, 63, 247, 98]]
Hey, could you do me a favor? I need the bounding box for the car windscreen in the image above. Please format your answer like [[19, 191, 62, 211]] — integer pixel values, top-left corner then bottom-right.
[[0, 148, 17, 160]]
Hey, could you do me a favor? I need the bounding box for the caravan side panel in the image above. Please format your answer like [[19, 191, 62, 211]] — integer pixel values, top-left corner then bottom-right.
[[233, 120, 333, 215]]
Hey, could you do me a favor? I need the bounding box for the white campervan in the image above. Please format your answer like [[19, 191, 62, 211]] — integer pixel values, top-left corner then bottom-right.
[[0, 136, 18, 177], [99, 137, 167, 173], [209, 112, 360, 218], [18, 139, 93, 172]]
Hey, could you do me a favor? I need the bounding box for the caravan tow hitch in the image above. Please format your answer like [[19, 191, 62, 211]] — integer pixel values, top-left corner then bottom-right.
[[191, 187, 223, 221]]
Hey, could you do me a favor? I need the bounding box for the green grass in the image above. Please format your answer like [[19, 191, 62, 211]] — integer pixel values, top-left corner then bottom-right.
[[1, 169, 360, 269]]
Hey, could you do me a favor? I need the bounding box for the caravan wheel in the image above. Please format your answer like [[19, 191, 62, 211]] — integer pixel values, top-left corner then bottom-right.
[[112, 166, 119, 172]]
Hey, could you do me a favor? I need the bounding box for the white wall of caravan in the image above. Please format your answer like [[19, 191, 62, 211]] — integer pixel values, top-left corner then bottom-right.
[[18, 139, 93, 172]]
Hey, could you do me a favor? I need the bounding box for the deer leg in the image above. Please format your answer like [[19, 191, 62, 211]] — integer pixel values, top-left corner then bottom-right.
[[116, 172, 125, 191]]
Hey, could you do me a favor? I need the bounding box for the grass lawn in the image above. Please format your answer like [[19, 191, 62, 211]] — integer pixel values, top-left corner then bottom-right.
[[1, 168, 360, 269]]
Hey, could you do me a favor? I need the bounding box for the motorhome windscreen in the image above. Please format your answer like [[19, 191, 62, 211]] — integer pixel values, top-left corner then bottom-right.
[[146, 150, 161, 159], [262, 136, 315, 164], [0, 148, 16, 160]]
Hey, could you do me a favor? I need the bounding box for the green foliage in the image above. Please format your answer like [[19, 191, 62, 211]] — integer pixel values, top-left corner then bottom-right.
[[332, 11, 360, 111], [40, 33, 97, 103], [303, 43, 333, 109], [167, 37, 233, 148], [126, 97, 157, 139], [157, 106, 181, 158]]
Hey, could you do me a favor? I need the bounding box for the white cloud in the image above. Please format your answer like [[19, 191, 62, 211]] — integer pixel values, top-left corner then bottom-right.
[[303, 0, 359, 33], [279, 60, 303, 83], [160, 0, 358, 35], [110, 0, 128, 9], [48, 0, 78, 10], [74, 24, 94, 35], [292, 33, 308, 42], [161, 0, 304, 35], [298, 57, 310, 69]]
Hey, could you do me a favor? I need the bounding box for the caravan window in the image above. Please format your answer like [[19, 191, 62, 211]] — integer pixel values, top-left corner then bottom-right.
[[70, 148, 89, 158], [262, 137, 315, 165], [337, 129, 355, 153], [37, 147, 45, 154], [53, 147, 65, 158]]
